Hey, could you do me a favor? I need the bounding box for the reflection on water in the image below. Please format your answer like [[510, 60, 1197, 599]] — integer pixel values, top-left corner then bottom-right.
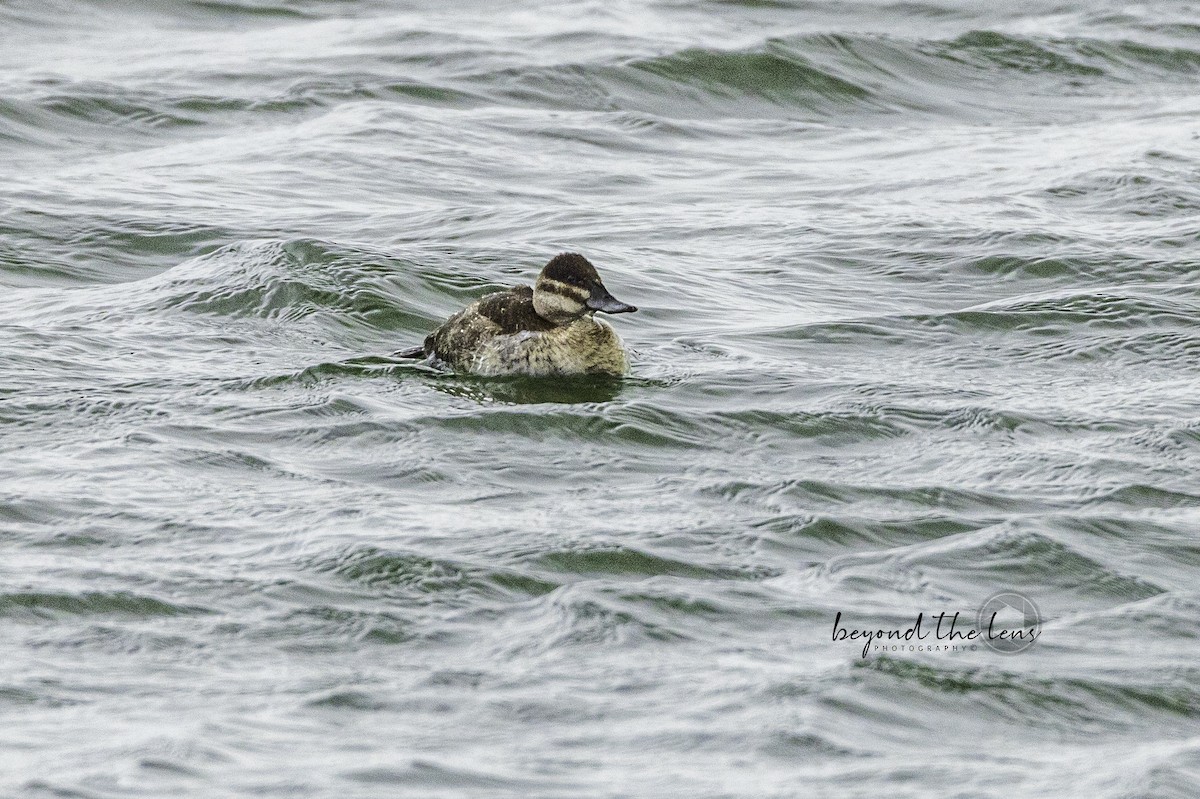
[[429, 373, 627, 405]]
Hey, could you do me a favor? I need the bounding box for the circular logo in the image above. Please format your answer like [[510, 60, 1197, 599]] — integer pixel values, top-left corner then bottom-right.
[[976, 591, 1041, 654]]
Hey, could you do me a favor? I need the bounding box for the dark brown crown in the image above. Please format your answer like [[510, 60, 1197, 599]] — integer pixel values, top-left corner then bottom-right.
[[539, 252, 601, 288]]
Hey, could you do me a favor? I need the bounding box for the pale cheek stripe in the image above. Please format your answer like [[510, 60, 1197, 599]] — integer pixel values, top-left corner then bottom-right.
[[538, 279, 588, 301], [534, 290, 586, 319]]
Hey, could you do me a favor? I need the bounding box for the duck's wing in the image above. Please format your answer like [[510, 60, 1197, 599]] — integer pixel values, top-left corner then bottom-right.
[[423, 285, 552, 368], [474, 285, 555, 334]]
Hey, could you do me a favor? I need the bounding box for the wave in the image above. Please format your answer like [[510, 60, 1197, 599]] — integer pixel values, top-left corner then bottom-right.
[[53, 239, 450, 348], [0, 589, 210, 618], [4, 27, 1199, 143], [304, 32, 1200, 123], [857, 654, 1200, 735]]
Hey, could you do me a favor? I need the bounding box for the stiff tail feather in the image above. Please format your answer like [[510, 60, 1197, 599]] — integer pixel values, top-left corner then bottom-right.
[[395, 345, 427, 359]]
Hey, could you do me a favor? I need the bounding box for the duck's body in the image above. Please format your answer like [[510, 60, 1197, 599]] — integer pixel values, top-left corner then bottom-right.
[[405, 253, 636, 377]]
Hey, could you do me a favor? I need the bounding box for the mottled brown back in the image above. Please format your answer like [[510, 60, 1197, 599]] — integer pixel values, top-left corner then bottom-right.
[[424, 286, 558, 367], [476, 286, 559, 334]]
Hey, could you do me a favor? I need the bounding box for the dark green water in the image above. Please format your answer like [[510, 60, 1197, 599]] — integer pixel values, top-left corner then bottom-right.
[[3, 1, 1200, 796]]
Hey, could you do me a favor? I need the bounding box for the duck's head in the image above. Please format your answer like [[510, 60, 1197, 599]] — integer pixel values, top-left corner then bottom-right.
[[533, 252, 637, 324]]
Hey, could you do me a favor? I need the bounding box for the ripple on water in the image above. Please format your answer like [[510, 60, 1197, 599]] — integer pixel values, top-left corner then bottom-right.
[[0, 591, 211, 620], [532, 543, 771, 581], [851, 654, 1200, 743]]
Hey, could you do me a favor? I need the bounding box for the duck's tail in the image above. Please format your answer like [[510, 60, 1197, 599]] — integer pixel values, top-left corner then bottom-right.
[[394, 345, 427, 359]]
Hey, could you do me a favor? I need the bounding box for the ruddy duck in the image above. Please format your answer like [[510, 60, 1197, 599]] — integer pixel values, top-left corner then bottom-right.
[[399, 253, 637, 377]]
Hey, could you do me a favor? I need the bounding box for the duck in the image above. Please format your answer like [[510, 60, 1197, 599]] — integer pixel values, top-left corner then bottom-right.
[[398, 252, 637, 377]]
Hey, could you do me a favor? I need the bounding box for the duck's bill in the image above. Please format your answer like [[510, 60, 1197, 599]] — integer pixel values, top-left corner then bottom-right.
[[587, 284, 638, 314]]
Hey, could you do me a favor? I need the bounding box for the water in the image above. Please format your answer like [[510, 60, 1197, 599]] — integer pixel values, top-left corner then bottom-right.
[[3, 0, 1200, 796]]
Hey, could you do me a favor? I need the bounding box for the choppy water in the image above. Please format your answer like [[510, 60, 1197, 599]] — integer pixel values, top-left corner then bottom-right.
[[4, 0, 1200, 796]]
